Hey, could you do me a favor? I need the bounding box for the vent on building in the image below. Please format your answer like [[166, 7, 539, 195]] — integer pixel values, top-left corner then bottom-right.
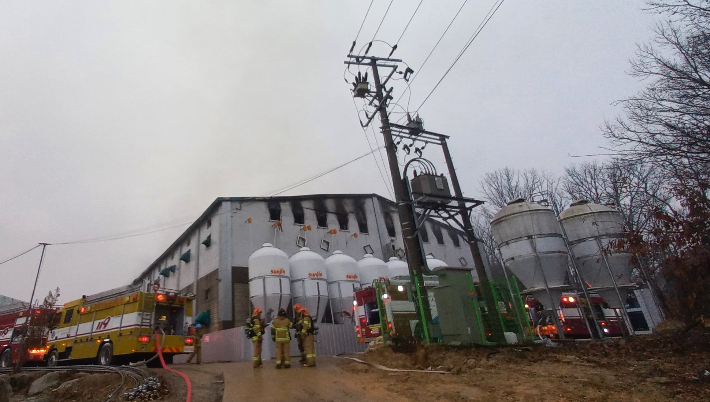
[[363, 244, 374, 254], [458, 257, 468, 266], [291, 201, 305, 225], [321, 239, 330, 251], [384, 213, 396, 238], [432, 224, 444, 245], [448, 229, 461, 247], [268, 200, 281, 221], [296, 236, 307, 248]]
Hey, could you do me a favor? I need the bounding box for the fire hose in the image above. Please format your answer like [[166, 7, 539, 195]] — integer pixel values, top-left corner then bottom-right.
[[154, 330, 192, 402], [334, 355, 450, 374]]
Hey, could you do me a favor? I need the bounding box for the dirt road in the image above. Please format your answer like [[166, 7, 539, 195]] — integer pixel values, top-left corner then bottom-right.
[[161, 335, 709, 402]]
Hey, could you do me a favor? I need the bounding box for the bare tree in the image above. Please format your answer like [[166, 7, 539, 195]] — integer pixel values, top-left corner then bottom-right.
[[604, 1, 710, 179], [479, 167, 567, 214], [563, 159, 671, 234]]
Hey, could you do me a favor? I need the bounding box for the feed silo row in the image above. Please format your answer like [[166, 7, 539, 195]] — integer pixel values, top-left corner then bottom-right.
[[248, 243, 291, 324], [289, 247, 329, 323], [490, 200, 570, 310], [357, 254, 390, 288], [325, 251, 360, 324], [558, 200, 634, 309]]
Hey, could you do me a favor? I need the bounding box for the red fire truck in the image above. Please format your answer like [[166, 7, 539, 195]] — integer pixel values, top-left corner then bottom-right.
[[526, 293, 623, 338], [0, 303, 58, 367]]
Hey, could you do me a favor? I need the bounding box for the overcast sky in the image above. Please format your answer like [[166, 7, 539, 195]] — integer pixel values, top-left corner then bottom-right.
[[0, 1, 657, 303]]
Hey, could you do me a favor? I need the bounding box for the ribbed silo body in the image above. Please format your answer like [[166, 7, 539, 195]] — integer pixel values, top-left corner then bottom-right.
[[324, 251, 360, 324], [357, 254, 390, 287], [248, 243, 291, 323], [289, 247, 329, 323], [559, 201, 633, 308], [491, 200, 569, 309]]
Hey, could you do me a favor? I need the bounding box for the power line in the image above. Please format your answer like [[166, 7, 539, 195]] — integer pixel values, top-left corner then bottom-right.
[[0, 244, 41, 266], [371, 0, 395, 42], [416, 0, 506, 112], [393, 0, 468, 108], [52, 221, 193, 245], [395, 0, 425, 45], [354, 0, 375, 43]]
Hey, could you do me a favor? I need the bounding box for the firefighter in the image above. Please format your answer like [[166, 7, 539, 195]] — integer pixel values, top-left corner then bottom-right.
[[186, 323, 204, 364], [271, 308, 292, 369], [249, 308, 264, 368], [300, 307, 316, 367], [292, 303, 306, 364]]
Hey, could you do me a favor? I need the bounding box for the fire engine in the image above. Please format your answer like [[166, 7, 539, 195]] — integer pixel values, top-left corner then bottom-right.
[[45, 284, 195, 366], [526, 293, 623, 338], [353, 277, 439, 343], [0, 303, 58, 368]]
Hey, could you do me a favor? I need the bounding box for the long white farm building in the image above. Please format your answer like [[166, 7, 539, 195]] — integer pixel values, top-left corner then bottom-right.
[[132, 194, 478, 332]]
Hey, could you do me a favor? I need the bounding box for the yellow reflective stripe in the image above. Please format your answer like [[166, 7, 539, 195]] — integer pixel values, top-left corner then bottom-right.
[[306, 354, 316, 357], [276, 337, 289, 341], [253, 357, 259, 360]]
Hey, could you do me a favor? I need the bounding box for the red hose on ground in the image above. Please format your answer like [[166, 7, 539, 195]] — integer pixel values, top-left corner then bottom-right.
[[155, 330, 192, 402]]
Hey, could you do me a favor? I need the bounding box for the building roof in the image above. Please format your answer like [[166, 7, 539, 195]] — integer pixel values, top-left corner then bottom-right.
[[132, 193, 392, 284]]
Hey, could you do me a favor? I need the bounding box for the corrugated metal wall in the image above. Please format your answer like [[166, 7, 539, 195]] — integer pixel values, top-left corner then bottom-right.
[[174, 323, 366, 364]]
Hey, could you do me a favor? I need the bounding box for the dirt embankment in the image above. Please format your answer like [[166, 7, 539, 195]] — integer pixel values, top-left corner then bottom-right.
[[350, 333, 710, 402]]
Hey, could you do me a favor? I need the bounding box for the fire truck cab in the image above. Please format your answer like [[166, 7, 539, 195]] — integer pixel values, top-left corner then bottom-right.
[[0, 304, 58, 368], [46, 285, 195, 366]]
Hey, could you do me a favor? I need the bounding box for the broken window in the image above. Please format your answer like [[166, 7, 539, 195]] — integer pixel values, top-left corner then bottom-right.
[[418, 221, 429, 243], [448, 229, 461, 247], [268, 200, 281, 221], [290, 201, 305, 225], [432, 224, 444, 245], [314, 199, 328, 228], [384, 213, 396, 238], [355, 200, 368, 233]]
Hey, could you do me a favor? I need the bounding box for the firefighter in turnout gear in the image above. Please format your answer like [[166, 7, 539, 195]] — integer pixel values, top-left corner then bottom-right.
[[300, 307, 316, 367], [249, 308, 264, 368], [271, 308, 292, 369], [186, 323, 204, 364], [292, 303, 306, 364]]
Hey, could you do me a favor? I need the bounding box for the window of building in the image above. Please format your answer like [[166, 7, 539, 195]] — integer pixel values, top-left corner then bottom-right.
[[185, 238, 190, 247], [384, 213, 396, 238], [355, 208, 368, 234], [448, 229, 461, 247], [432, 224, 444, 245], [268, 200, 281, 221], [419, 222, 429, 243], [316, 209, 328, 228], [291, 201, 305, 225], [206, 218, 211, 228], [337, 213, 349, 231], [205, 288, 211, 301]]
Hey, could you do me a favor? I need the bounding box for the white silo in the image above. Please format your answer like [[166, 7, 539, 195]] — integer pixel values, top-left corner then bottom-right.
[[248, 243, 291, 323], [559, 201, 634, 309], [490, 199, 570, 310], [357, 254, 389, 287], [386, 257, 409, 279], [289, 247, 329, 323], [325, 250, 360, 324]]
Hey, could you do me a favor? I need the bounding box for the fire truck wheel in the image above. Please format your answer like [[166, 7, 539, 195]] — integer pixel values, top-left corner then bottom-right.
[[97, 343, 114, 366], [0, 349, 11, 368], [46, 350, 59, 367]]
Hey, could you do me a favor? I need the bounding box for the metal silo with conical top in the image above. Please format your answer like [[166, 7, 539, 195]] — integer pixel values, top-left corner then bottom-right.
[[289, 247, 329, 323], [490, 199, 570, 311], [248, 243, 291, 324], [559, 201, 635, 310], [325, 250, 360, 324]]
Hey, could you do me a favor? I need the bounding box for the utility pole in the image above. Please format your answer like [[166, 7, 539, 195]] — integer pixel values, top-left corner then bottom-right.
[[15, 243, 48, 372], [441, 140, 506, 342], [347, 54, 434, 342]]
